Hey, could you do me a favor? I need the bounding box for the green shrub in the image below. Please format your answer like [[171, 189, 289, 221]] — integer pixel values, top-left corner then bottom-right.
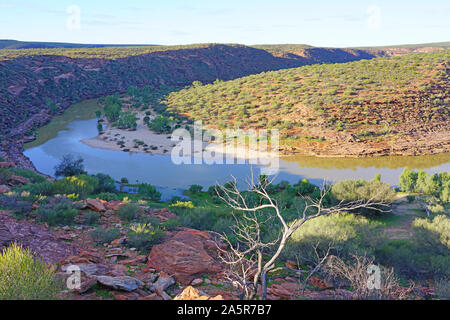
[[89, 227, 120, 245], [127, 223, 165, 252], [36, 200, 78, 226], [189, 184, 203, 194], [19, 181, 54, 196], [376, 216, 450, 278], [53, 175, 99, 198], [95, 192, 119, 201], [0, 243, 62, 300], [93, 173, 117, 194], [283, 214, 382, 264], [82, 211, 100, 226], [0, 168, 12, 184], [137, 184, 161, 201], [117, 203, 141, 222], [331, 178, 395, 215]]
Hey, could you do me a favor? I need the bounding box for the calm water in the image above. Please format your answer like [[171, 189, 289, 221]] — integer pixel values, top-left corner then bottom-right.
[[24, 101, 450, 197]]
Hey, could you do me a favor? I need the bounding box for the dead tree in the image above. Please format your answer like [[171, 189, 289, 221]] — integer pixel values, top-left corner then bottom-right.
[[216, 173, 390, 300]]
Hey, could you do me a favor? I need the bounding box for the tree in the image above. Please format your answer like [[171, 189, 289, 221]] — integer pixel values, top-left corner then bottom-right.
[[54, 154, 87, 178], [399, 168, 418, 193], [215, 173, 390, 300], [104, 103, 122, 122], [138, 183, 161, 201], [116, 111, 138, 130]]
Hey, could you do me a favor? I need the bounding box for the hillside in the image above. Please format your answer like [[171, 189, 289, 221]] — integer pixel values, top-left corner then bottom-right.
[[0, 43, 448, 169], [164, 50, 450, 157], [0, 39, 159, 50]]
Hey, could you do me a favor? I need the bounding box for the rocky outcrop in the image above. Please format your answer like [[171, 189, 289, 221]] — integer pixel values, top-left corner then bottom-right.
[[147, 229, 224, 285], [174, 286, 223, 300], [0, 211, 78, 263]]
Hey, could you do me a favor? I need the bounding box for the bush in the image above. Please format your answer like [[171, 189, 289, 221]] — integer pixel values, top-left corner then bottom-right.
[[283, 214, 382, 264], [0, 243, 62, 300], [189, 184, 203, 194], [82, 211, 100, 226], [376, 216, 450, 278], [19, 181, 54, 196], [137, 184, 161, 201], [36, 200, 79, 226], [54, 154, 87, 178], [89, 227, 120, 245], [93, 173, 117, 194], [331, 178, 395, 215], [53, 175, 99, 198], [127, 223, 165, 252], [95, 192, 119, 201], [117, 203, 141, 222], [0, 168, 12, 184]]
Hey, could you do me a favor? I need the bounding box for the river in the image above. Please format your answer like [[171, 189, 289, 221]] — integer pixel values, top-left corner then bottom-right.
[[24, 99, 450, 198]]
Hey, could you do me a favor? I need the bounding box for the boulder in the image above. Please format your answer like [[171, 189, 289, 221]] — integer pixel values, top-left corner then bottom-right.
[[86, 199, 106, 213], [9, 175, 30, 186], [96, 276, 143, 292], [0, 185, 11, 194], [0, 162, 14, 168], [174, 286, 223, 300], [147, 229, 223, 285], [104, 201, 126, 211]]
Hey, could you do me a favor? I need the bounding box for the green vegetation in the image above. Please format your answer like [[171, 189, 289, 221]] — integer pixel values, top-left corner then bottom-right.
[[399, 168, 449, 213], [163, 50, 449, 147], [127, 223, 165, 252], [54, 154, 87, 178], [0, 243, 62, 300], [0, 44, 216, 60]]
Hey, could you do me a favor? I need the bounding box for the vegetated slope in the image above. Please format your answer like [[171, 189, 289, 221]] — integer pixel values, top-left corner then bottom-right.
[[164, 50, 450, 157]]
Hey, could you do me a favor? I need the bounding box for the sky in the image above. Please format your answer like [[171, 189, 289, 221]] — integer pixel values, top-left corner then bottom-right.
[[0, 0, 449, 47]]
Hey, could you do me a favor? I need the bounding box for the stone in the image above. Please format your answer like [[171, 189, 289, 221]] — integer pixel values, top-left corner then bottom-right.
[[0, 185, 11, 194], [96, 276, 143, 292], [118, 255, 147, 266], [86, 199, 106, 213], [9, 175, 30, 185], [307, 277, 333, 291], [191, 278, 203, 286], [0, 162, 14, 168], [104, 201, 126, 211], [174, 286, 223, 300], [147, 229, 223, 285], [0, 212, 78, 264]]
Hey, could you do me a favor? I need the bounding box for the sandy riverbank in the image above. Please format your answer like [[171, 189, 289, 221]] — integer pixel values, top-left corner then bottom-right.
[[81, 112, 279, 162]]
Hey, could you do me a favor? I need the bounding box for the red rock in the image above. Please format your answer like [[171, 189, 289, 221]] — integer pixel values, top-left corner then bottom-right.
[[105, 201, 126, 211], [79, 250, 102, 263], [86, 199, 106, 213], [9, 175, 30, 185], [307, 277, 333, 291], [268, 281, 302, 300], [286, 260, 299, 270], [0, 185, 11, 194], [0, 162, 14, 168], [118, 255, 147, 266], [147, 229, 223, 285]]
